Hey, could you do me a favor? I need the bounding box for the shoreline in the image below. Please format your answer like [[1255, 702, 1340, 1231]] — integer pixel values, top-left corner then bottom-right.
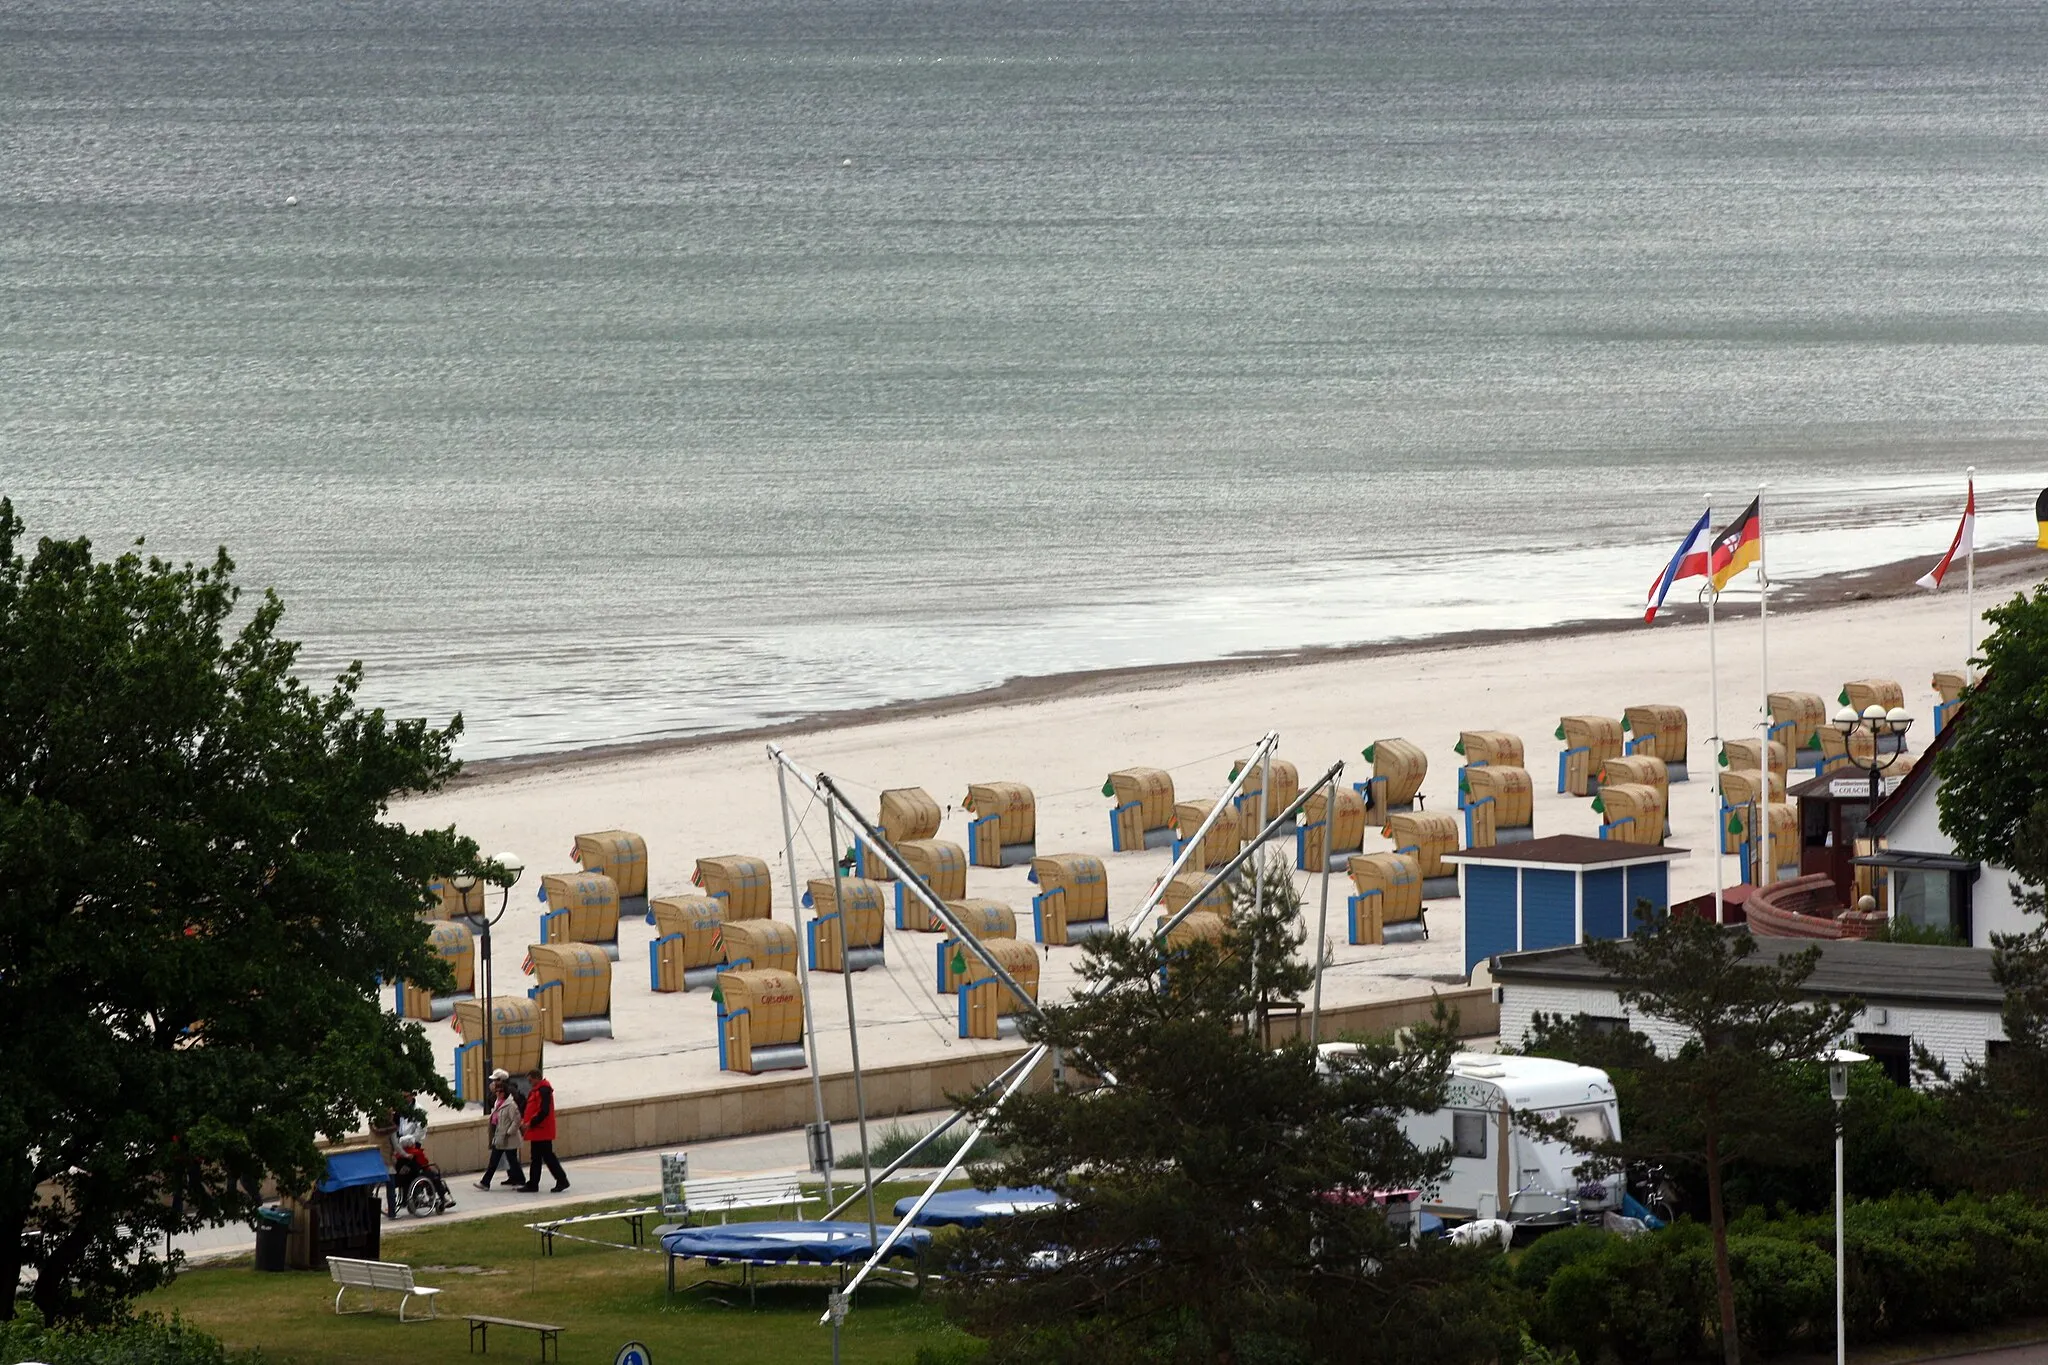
[[453, 541, 2042, 787]]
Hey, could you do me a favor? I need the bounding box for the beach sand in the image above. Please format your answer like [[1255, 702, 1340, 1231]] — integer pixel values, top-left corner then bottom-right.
[[395, 550, 2039, 1119]]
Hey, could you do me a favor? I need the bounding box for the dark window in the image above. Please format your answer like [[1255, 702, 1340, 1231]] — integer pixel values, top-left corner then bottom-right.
[[1857, 1032, 1912, 1088], [1580, 1015, 1630, 1036], [1891, 868, 1973, 944], [1452, 1111, 1488, 1159], [1987, 1039, 2010, 1068]]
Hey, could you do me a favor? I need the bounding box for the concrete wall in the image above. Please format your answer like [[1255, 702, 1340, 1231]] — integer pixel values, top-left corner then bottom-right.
[[1497, 980, 2001, 1086], [407, 986, 1499, 1175]]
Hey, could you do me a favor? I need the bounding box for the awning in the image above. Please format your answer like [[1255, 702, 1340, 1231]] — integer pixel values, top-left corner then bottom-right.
[[1851, 851, 1979, 874], [318, 1148, 392, 1193]]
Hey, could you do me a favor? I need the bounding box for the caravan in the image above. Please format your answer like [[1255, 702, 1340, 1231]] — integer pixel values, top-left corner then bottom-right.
[[1321, 1047, 1622, 1226]]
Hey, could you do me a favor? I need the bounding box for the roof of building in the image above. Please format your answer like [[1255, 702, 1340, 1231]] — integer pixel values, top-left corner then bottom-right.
[[1490, 932, 2001, 1010], [1443, 833, 1688, 871]]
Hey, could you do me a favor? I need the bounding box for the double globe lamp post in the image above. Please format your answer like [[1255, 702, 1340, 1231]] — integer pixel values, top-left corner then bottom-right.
[[1826, 1047, 1869, 1365], [450, 853, 525, 1098]]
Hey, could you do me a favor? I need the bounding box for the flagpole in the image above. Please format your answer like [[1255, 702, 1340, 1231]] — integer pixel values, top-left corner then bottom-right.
[[1757, 483, 1771, 892], [1966, 466, 1977, 682], [1705, 495, 1725, 921]]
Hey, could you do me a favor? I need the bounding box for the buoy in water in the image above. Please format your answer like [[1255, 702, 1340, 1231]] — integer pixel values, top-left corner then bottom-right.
[[841, 158, 852, 167], [285, 195, 299, 207]]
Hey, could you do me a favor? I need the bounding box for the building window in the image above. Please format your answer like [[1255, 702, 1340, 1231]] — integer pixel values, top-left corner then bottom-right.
[[1891, 868, 1971, 944], [1579, 1015, 1630, 1036], [1856, 1032, 1912, 1088], [1452, 1111, 1488, 1159]]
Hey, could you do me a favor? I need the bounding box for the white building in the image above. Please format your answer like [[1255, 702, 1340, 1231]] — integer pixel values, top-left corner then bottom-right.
[[1492, 935, 2006, 1088]]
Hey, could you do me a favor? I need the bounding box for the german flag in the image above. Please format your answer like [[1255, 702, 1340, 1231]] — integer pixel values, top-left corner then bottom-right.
[[1708, 497, 1762, 591]]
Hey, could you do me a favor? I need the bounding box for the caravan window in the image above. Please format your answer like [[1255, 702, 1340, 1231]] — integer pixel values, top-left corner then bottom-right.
[[1539, 1106, 1615, 1144], [1452, 1111, 1488, 1159]]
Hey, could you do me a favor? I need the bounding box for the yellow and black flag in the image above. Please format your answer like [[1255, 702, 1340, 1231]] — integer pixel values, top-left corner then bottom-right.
[[1708, 496, 1762, 590], [2037, 488, 2048, 550]]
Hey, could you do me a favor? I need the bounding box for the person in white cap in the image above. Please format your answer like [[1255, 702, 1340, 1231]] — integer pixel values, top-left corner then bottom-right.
[[475, 1072, 528, 1190]]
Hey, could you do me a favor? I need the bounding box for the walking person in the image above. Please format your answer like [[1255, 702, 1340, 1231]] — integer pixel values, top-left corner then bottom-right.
[[475, 1072, 527, 1191], [518, 1068, 569, 1193]]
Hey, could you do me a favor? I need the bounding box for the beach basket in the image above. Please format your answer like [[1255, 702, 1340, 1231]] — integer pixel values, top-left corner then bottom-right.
[[1557, 716, 1624, 796], [1385, 810, 1460, 898], [856, 787, 946, 881], [1232, 757, 1300, 832], [694, 855, 773, 921], [1933, 668, 1969, 734], [572, 830, 648, 919], [1359, 739, 1428, 823], [964, 781, 1037, 867], [1841, 679, 1906, 715], [1622, 705, 1690, 780], [805, 876, 887, 973], [527, 942, 613, 1044], [935, 899, 1018, 994], [537, 872, 621, 960], [397, 919, 475, 1022], [1741, 802, 1801, 886], [719, 918, 798, 975], [958, 939, 1041, 1040], [716, 969, 806, 1074], [1297, 785, 1369, 871], [1595, 784, 1666, 847], [1030, 854, 1112, 946], [1601, 754, 1669, 797], [1456, 731, 1525, 770], [1768, 692, 1830, 767], [1347, 853, 1425, 945], [1462, 765, 1534, 850], [1719, 738, 1786, 777], [427, 875, 486, 923], [893, 839, 968, 931], [1173, 799, 1243, 870], [1107, 768, 1177, 852], [1719, 768, 1786, 807], [648, 895, 728, 993], [1160, 868, 1233, 919], [1158, 909, 1230, 957], [451, 998, 542, 1107]]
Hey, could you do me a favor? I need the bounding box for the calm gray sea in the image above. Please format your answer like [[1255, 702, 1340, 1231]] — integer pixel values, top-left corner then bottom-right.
[[4, 0, 2045, 757]]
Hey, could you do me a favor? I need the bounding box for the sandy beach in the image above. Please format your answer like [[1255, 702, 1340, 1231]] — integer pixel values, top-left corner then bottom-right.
[[395, 549, 2039, 1120]]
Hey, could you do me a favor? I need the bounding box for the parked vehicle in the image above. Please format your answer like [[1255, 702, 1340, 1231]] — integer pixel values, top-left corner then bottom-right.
[[1319, 1047, 1621, 1226]]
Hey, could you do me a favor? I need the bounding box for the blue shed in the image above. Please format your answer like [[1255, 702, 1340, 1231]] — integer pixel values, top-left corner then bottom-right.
[[1444, 834, 1688, 979]]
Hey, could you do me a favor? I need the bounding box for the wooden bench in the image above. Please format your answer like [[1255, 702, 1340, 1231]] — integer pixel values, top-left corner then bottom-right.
[[466, 1314, 565, 1361], [672, 1173, 813, 1224], [326, 1256, 441, 1321], [530, 1205, 657, 1256]]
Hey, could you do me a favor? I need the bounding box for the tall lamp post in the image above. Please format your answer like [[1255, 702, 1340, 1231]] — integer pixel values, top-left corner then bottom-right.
[[1827, 1047, 1869, 1365], [1833, 704, 1913, 916], [452, 853, 524, 1103]]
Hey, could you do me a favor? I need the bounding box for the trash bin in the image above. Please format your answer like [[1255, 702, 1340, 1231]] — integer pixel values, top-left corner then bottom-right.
[[253, 1205, 292, 1273]]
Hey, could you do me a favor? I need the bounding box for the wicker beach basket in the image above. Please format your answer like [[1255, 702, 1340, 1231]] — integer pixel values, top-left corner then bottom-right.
[[1596, 784, 1665, 846], [717, 969, 803, 1074], [1841, 679, 1905, 715], [1347, 852, 1424, 944], [1558, 716, 1624, 796], [694, 856, 773, 921], [719, 918, 798, 975], [1298, 786, 1369, 869], [527, 942, 612, 1044], [1456, 731, 1525, 769], [1768, 692, 1829, 757], [1463, 765, 1534, 848], [1174, 799, 1243, 870], [572, 830, 647, 900]]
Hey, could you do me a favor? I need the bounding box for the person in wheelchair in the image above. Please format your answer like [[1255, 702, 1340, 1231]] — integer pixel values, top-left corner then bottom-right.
[[391, 1098, 456, 1215]]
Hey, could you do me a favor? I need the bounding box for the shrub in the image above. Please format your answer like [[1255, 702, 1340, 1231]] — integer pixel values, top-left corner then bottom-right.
[[1514, 1225, 1616, 1295], [0, 1311, 251, 1365]]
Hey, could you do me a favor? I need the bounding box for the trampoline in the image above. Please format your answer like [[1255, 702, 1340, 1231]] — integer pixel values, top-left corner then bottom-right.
[[660, 1220, 933, 1301], [892, 1187, 1063, 1229]]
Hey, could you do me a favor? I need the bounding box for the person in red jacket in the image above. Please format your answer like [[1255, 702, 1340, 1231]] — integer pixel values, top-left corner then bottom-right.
[[517, 1069, 570, 1193]]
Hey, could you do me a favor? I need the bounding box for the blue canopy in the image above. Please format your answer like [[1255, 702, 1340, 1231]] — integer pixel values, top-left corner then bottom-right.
[[660, 1220, 931, 1266], [317, 1149, 392, 1193], [892, 1187, 1064, 1229]]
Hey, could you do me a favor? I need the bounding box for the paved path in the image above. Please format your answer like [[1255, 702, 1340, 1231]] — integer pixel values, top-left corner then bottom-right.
[[172, 1109, 955, 1263]]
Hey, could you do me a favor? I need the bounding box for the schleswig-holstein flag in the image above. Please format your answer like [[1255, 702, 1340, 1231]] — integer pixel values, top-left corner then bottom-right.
[[1916, 478, 1976, 591], [1644, 507, 1714, 622]]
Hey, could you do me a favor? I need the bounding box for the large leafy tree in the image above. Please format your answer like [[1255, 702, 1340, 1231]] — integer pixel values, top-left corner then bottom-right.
[[0, 499, 476, 1321], [1523, 916, 1860, 1365], [1936, 580, 2048, 866], [936, 852, 1517, 1365]]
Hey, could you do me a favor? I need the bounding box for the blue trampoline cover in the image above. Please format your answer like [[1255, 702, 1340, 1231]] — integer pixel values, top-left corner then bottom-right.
[[660, 1220, 931, 1266], [317, 1149, 392, 1193], [892, 1187, 1064, 1229]]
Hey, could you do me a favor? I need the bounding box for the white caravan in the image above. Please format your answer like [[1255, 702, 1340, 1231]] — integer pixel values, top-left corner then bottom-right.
[[1320, 1047, 1623, 1226]]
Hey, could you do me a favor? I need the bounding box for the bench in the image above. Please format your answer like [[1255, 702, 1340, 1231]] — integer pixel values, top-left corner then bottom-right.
[[672, 1173, 813, 1224], [327, 1256, 441, 1321], [466, 1314, 565, 1362], [530, 1205, 658, 1256]]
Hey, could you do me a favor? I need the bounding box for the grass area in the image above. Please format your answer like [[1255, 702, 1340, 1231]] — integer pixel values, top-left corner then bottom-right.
[[142, 1185, 975, 1365], [835, 1121, 993, 1171]]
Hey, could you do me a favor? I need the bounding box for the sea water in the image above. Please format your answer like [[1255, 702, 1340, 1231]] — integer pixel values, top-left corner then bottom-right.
[[4, 0, 2045, 757]]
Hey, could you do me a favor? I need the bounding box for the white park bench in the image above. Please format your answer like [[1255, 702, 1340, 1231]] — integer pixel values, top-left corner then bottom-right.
[[673, 1173, 812, 1224], [327, 1256, 442, 1321]]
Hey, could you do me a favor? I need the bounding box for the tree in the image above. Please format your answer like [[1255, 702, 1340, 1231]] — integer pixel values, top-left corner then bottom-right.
[[0, 500, 479, 1321], [1936, 580, 2048, 867], [934, 852, 1517, 1364], [1524, 915, 1861, 1365]]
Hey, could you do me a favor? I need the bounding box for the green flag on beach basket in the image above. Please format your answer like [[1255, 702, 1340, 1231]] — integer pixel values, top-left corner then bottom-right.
[[1620, 715, 1631, 732], [1839, 687, 1851, 706], [1229, 760, 1243, 780], [1554, 723, 1566, 740], [1101, 778, 1116, 799], [1362, 743, 1377, 763], [1458, 771, 1469, 795], [710, 981, 724, 1007], [951, 949, 968, 977], [1591, 795, 1605, 814], [1727, 812, 1745, 837], [1453, 738, 1465, 755]]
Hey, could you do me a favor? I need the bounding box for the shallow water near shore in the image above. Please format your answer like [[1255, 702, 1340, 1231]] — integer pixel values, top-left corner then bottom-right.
[[6, 0, 2046, 757]]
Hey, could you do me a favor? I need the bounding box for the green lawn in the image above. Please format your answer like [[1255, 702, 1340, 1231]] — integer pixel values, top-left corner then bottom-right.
[[143, 1186, 974, 1365]]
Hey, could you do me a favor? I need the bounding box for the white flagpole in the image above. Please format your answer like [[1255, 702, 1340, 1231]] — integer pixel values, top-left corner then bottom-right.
[[1705, 495, 1725, 920], [1757, 484, 1771, 891], [1966, 466, 1977, 682]]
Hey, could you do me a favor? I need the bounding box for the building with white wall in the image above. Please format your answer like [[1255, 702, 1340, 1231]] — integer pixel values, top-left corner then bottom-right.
[[1492, 935, 2006, 1087]]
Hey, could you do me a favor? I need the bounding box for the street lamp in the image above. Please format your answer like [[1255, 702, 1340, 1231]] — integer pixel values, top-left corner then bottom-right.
[[1834, 704, 1913, 904], [453, 852, 524, 1104], [1827, 1047, 1869, 1365]]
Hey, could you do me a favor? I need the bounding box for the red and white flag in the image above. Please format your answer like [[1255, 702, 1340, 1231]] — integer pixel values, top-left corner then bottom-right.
[[1916, 479, 1976, 591]]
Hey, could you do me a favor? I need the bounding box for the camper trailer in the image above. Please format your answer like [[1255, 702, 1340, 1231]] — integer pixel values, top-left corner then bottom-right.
[[1318, 1048, 1622, 1226]]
